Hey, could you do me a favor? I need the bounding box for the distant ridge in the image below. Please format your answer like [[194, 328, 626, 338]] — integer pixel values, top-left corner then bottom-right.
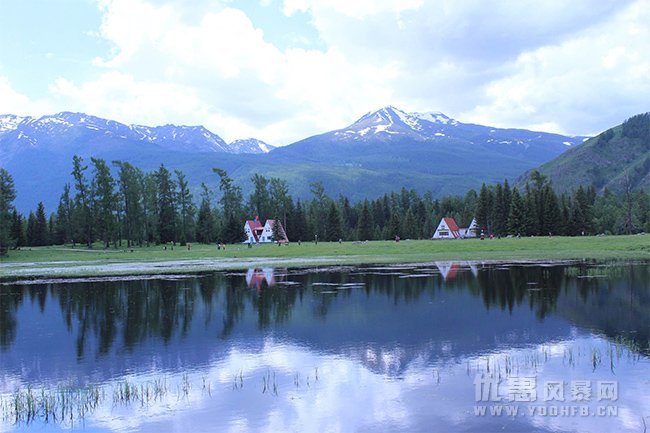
[[518, 113, 650, 194], [1, 107, 585, 212], [0, 112, 274, 158]]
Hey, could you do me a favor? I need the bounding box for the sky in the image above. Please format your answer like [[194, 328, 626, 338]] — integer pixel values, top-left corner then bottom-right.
[[0, 0, 648, 145]]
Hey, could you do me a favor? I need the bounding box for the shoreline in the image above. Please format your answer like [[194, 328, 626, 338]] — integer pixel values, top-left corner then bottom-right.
[[1, 255, 648, 283], [1, 235, 647, 281]]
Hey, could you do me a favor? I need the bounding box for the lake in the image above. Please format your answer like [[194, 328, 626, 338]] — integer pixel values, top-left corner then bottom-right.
[[0, 261, 648, 432]]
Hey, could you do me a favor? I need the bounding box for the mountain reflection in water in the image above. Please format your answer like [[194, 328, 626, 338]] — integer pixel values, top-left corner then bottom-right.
[[0, 261, 648, 433]]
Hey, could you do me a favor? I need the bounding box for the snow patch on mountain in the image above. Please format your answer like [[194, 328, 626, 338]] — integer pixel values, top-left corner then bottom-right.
[[342, 106, 459, 140], [0, 114, 26, 133], [0, 112, 273, 155], [229, 138, 275, 154]]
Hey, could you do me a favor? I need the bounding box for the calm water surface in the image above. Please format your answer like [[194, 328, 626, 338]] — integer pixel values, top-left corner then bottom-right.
[[0, 261, 648, 432]]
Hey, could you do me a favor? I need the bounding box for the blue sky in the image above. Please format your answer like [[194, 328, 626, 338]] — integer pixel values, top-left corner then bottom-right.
[[0, 0, 648, 144]]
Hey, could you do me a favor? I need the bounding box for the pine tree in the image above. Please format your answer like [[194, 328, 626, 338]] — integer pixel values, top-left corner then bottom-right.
[[476, 183, 493, 235], [0, 168, 16, 254], [114, 161, 145, 247], [175, 169, 195, 245], [26, 211, 37, 246], [141, 173, 158, 245], [248, 174, 271, 219], [355, 200, 373, 241], [541, 185, 561, 236], [34, 202, 48, 246], [523, 184, 539, 235], [571, 186, 592, 235], [156, 164, 177, 243], [308, 181, 328, 239], [91, 158, 118, 248], [559, 195, 571, 236], [270, 177, 292, 235], [325, 201, 342, 241], [71, 155, 93, 247], [196, 183, 216, 243], [507, 188, 526, 236], [271, 217, 287, 243], [388, 211, 401, 239], [54, 184, 73, 245], [213, 168, 244, 243], [292, 200, 308, 242], [10, 209, 24, 248], [402, 208, 417, 239], [492, 183, 507, 235]]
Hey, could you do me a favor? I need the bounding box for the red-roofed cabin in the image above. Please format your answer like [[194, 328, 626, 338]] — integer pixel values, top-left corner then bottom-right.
[[261, 219, 289, 244], [243, 219, 289, 244], [432, 217, 461, 239], [244, 219, 264, 243]]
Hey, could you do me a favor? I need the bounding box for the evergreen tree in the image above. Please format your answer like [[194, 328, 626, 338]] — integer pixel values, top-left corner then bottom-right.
[[270, 177, 292, 235], [25, 211, 37, 246], [222, 213, 244, 244], [91, 157, 118, 248], [155, 164, 177, 243], [34, 202, 48, 246], [324, 201, 342, 241], [271, 217, 286, 242], [412, 199, 427, 238], [388, 211, 401, 239], [402, 208, 417, 239], [571, 186, 592, 235], [339, 196, 354, 239], [476, 183, 493, 235], [248, 174, 271, 219], [141, 173, 158, 245], [196, 183, 217, 243], [507, 187, 526, 236], [10, 209, 24, 248], [291, 200, 308, 242], [492, 183, 507, 235], [48, 213, 56, 245], [558, 195, 571, 236], [356, 200, 374, 241], [541, 185, 561, 235], [0, 168, 16, 253], [308, 181, 328, 239], [114, 161, 145, 247], [213, 168, 244, 243], [71, 155, 93, 247], [175, 169, 195, 245], [54, 184, 73, 245], [523, 184, 539, 235], [502, 179, 512, 217], [634, 190, 650, 233]]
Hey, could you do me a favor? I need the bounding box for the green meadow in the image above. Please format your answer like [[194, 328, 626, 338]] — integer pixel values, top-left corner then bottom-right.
[[1, 234, 647, 279]]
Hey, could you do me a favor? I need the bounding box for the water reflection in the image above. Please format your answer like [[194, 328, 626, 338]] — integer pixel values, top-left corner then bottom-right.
[[0, 261, 648, 432]]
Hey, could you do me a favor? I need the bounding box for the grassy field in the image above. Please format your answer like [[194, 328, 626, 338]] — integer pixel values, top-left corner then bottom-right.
[[0, 234, 648, 279]]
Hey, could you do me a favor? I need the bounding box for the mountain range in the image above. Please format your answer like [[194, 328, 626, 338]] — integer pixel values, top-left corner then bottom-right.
[[518, 112, 649, 194], [1, 107, 587, 212]]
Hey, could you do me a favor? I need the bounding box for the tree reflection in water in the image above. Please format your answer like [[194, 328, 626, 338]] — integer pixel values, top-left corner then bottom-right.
[[0, 262, 647, 358]]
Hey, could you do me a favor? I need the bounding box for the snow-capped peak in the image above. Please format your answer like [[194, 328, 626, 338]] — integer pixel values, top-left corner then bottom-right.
[[344, 106, 457, 139], [0, 114, 27, 133], [0, 111, 274, 155], [229, 138, 275, 154], [413, 111, 456, 125]]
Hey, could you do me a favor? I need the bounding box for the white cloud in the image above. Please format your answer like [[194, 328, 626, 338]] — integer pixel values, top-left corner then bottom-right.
[[0, 76, 51, 116], [49, 71, 210, 128], [49, 0, 400, 143], [5, 0, 648, 143], [464, 1, 650, 135]]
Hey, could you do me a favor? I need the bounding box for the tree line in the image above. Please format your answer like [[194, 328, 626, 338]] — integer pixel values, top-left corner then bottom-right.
[[1, 157, 649, 253]]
